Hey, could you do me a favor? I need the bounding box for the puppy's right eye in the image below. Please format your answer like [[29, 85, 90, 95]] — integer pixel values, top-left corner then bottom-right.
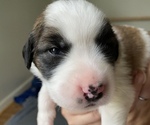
[[48, 47, 62, 56]]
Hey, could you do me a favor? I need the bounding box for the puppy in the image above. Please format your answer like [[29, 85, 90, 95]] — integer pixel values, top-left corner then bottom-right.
[[22, 0, 150, 125]]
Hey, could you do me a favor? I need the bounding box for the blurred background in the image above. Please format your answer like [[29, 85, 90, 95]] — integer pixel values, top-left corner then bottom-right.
[[0, 0, 150, 125]]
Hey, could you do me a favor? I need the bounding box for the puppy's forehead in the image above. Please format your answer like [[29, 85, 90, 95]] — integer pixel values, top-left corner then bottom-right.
[[44, 0, 106, 43]]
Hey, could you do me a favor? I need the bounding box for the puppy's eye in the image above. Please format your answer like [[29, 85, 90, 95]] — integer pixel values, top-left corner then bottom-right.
[[48, 47, 61, 56]]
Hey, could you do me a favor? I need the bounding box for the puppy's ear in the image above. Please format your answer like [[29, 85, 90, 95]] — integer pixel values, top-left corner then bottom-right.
[[23, 14, 44, 69], [22, 33, 35, 69]]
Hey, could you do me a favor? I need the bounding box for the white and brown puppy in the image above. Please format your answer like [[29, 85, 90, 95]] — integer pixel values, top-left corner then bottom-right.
[[22, 0, 150, 125]]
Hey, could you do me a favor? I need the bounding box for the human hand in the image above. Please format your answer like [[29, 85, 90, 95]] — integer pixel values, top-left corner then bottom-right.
[[61, 109, 100, 125], [127, 63, 150, 125]]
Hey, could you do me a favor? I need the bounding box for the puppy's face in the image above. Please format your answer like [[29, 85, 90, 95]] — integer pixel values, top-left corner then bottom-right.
[[23, 0, 119, 112]]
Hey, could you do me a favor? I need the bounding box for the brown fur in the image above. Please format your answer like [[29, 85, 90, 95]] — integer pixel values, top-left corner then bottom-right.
[[33, 14, 60, 44], [114, 26, 146, 72], [32, 14, 62, 70], [32, 13, 45, 41]]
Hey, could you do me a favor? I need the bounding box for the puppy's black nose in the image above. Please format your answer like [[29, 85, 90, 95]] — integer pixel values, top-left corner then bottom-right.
[[83, 85, 104, 102]]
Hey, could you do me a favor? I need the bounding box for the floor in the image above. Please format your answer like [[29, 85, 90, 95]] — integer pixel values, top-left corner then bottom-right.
[[1, 97, 67, 125], [0, 102, 22, 125]]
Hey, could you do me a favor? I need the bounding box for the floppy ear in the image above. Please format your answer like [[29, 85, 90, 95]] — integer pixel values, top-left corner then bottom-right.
[[22, 14, 44, 69], [22, 33, 35, 69]]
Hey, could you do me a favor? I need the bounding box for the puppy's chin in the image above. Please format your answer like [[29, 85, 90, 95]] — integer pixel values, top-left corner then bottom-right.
[[50, 87, 110, 113]]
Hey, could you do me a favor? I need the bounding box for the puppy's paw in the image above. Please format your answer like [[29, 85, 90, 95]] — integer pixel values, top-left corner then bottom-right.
[[37, 114, 54, 125]]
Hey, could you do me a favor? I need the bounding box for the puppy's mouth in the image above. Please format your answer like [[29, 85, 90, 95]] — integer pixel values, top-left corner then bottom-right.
[[81, 84, 109, 109], [85, 103, 96, 108]]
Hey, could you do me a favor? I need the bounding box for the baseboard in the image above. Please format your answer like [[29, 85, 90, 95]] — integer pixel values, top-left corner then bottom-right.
[[0, 76, 33, 113]]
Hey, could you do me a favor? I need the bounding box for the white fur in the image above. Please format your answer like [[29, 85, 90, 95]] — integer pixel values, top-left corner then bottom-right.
[[29, 1, 150, 125], [139, 28, 150, 68], [44, 0, 105, 44]]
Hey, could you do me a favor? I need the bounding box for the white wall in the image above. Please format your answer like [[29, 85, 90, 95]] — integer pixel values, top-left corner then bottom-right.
[[0, 0, 52, 110], [88, 0, 150, 30]]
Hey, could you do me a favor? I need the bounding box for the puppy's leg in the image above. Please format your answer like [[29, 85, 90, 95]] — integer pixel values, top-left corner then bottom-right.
[[99, 86, 134, 125], [37, 85, 56, 125], [99, 102, 129, 125]]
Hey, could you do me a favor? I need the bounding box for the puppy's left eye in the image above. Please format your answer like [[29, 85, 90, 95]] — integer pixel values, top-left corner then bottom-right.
[[48, 47, 62, 56]]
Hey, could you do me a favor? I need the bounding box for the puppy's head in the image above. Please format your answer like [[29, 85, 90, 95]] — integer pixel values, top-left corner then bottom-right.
[[23, 0, 119, 112]]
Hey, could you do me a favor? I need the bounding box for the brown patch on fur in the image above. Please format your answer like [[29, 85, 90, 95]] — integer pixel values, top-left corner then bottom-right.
[[32, 13, 45, 41], [113, 26, 146, 72], [33, 28, 60, 68], [33, 13, 44, 30], [32, 14, 61, 70], [32, 13, 60, 43]]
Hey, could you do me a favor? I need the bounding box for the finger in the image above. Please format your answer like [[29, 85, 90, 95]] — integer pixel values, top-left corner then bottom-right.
[[132, 63, 150, 111], [62, 109, 100, 125], [65, 111, 100, 125], [133, 70, 146, 98], [139, 62, 150, 99], [130, 70, 146, 111]]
